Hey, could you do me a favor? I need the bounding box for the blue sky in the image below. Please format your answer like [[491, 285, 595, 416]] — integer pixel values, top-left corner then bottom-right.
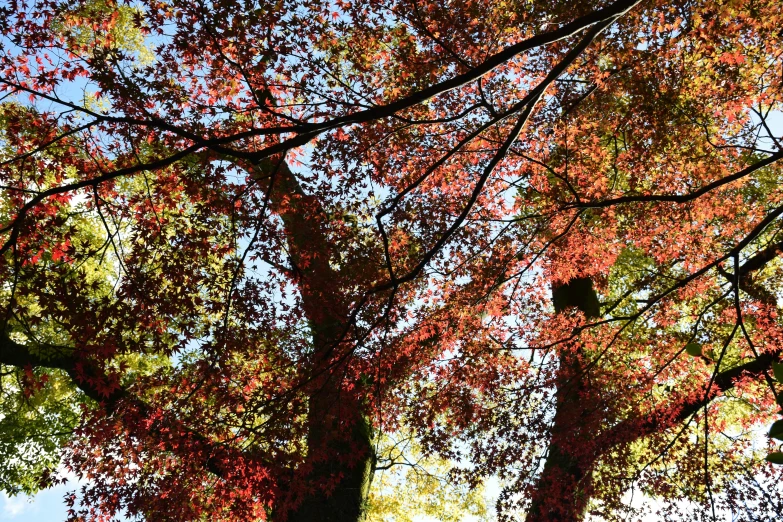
[[0, 485, 70, 522]]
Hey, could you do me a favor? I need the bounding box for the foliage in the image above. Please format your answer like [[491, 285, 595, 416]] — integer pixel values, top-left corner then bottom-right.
[[367, 432, 491, 522], [0, 0, 782, 521]]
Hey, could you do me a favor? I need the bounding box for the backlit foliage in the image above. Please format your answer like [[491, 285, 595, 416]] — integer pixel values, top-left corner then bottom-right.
[[0, 0, 781, 521]]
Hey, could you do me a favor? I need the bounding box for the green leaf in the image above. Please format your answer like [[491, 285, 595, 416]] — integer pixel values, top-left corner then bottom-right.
[[769, 420, 783, 440], [684, 342, 702, 357], [765, 452, 783, 465], [773, 363, 783, 383]]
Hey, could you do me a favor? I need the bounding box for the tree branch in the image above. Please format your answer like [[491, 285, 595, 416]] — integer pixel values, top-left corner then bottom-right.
[[0, 333, 237, 477], [570, 149, 783, 209]]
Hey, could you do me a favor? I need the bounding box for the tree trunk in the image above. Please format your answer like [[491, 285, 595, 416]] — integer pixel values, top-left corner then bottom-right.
[[262, 160, 376, 522], [280, 308, 376, 522], [527, 277, 600, 522], [287, 387, 374, 522]]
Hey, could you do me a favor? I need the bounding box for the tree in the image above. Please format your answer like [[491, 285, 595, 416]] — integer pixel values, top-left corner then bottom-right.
[[0, 0, 782, 520]]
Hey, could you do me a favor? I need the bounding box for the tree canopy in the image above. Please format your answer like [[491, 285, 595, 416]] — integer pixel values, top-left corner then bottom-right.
[[1, 0, 782, 520]]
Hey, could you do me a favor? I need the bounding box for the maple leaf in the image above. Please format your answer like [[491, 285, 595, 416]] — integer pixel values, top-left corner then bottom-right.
[[0, 1, 782, 522]]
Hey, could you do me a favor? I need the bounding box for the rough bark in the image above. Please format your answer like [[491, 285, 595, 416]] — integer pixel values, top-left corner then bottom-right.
[[527, 277, 601, 522], [264, 159, 375, 522], [287, 379, 374, 522]]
